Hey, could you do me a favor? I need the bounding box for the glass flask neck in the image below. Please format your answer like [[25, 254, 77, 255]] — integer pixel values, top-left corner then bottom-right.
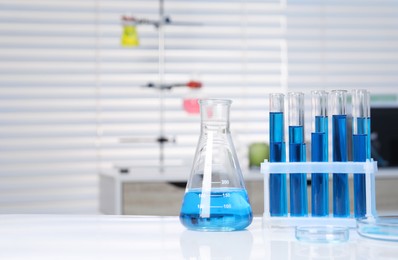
[[199, 99, 231, 130]]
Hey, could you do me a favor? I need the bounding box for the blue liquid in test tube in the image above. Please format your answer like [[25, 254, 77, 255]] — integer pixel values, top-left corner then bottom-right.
[[366, 117, 371, 159], [289, 125, 307, 216], [311, 90, 329, 217], [366, 91, 371, 160], [353, 133, 367, 217], [288, 92, 307, 217], [269, 94, 287, 216], [331, 90, 349, 217], [352, 90, 371, 218]]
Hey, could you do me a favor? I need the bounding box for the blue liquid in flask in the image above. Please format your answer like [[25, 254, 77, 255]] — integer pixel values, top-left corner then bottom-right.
[[289, 125, 307, 216], [311, 116, 329, 217], [269, 112, 287, 216], [332, 114, 349, 217], [353, 117, 370, 218], [179, 188, 253, 231]]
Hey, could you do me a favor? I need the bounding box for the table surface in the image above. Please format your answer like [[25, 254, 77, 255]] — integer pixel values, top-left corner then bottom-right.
[[0, 215, 397, 260]]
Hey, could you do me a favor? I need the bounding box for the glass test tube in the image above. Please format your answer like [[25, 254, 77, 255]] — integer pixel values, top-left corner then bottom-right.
[[366, 91, 371, 159], [331, 90, 349, 217], [288, 92, 308, 216], [352, 90, 370, 218], [311, 91, 329, 217], [269, 93, 287, 216]]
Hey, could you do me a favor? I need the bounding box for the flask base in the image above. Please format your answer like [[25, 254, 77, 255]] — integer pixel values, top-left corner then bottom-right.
[[180, 213, 252, 232], [179, 188, 253, 231]]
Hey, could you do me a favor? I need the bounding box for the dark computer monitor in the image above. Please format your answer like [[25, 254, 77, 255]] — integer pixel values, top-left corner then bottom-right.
[[371, 107, 398, 167]]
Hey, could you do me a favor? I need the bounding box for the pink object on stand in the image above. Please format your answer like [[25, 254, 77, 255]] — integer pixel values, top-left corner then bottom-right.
[[183, 98, 200, 114]]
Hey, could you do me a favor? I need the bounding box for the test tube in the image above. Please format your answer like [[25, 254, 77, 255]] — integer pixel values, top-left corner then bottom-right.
[[366, 91, 371, 160], [269, 93, 287, 216], [331, 90, 349, 217], [311, 90, 329, 217], [352, 89, 370, 218], [288, 92, 307, 216]]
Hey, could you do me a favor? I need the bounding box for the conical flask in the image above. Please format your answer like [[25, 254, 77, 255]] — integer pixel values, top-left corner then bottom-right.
[[180, 99, 253, 231]]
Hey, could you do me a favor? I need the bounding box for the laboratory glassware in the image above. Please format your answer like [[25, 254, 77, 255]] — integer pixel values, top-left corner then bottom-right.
[[269, 93, 287, 216], [357, 216, 398, 241], [311, 90, 329, 217], [180, 99, 253, 231], [352, 89, 370, 218], [295, 225, 349, 243], [331, 90, 349, 217], [121, 21, 140, 47], [288, 92, 307, 216], [261, 159, 378, 228]]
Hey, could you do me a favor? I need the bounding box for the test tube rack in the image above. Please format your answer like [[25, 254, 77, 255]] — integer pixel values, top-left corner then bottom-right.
[[260, 160, 378, 228]]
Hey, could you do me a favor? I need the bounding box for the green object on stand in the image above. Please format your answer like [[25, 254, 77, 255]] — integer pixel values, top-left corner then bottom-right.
[[249, 142, 269, 168]]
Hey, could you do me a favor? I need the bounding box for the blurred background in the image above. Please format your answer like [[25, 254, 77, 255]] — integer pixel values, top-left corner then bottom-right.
[[0, 0, 397, 215]]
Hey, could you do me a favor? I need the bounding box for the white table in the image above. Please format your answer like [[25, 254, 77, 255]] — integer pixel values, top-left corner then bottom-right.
[[0, 215, 397, 259], [99, 167, 398, 215], [99, 167, 263, 214]]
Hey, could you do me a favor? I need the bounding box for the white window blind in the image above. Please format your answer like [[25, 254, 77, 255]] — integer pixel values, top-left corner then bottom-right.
[[96, 0, 287, 178], [0, 0, 100, 213], [0, 0, 397, 213], [286, 0, 398, 93]]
